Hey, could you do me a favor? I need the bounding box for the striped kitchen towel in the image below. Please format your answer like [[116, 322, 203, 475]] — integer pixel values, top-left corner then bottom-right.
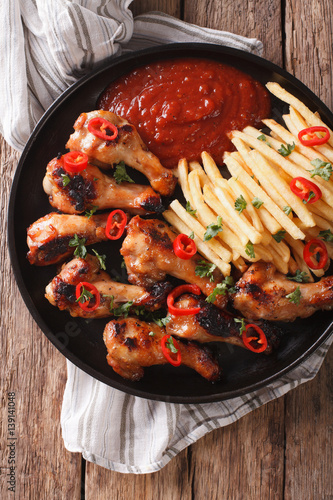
[[2, 0, 332, 474]]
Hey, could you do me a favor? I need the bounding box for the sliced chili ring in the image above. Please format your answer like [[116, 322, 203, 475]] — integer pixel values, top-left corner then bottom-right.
[[75, 282, 100, 311], [161, 335, 182, 367], [290, 177, 322, 204], [167, 284, 201, 316], [242, 324, 268, 353], [63, 151, 88, 173], [173, 234, 197, 260], [298, 126, 330, 146], [105, 210, 127, 240], [303, 238, 328, 270], [88, 117, 118, 141]]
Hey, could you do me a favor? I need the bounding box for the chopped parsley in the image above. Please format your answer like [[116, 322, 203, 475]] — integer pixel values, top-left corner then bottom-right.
[[319, 229, 333, 242], [278, 142, 295, 157], [61, 173, 71, 187], [302, 191, 315, 204], [76, 285, 93, 304], [195, 260, 217, 282], [272, 230, 286, 243], [189, 231, 195, 239], [308, 159, 332, 181], [92, 249, 106, 270], [109, 298, 133, 318], [286, 286, 301, 305], [85, 206, 99, 218], [283, 206, 292, 216], [252, 197, 264, 209], [257, 134, 272, 147], [286, 270, 310, 283], [235, 195, 247, 214], [186, 201, 197, 217], [234, 317, 246, 335], [154, 316, 171, 327], [113, 161, 135, 184], [206, 276, 235, 303], [203, 216, 223, 241], [166, 336, 178, 353], [69, 234, 87, 258], [245, 241, 255, 259]]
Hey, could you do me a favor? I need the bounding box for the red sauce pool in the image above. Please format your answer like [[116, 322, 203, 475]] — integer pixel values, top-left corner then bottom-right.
[[98, 58, 270, 168]]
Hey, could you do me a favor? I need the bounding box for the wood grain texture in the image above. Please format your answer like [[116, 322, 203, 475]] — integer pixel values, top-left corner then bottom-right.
[[184, 0, 283, 65], [0, 136, 82, 499], [284, 1, 333, 498], [130, 0, 181, 18], [86, 448, 191, 500]]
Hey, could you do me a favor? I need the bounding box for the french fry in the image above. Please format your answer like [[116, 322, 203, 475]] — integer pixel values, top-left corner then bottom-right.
[[266, 82, 333, 148], [223, 151, 306, 240], [162, 209, 231, 275]]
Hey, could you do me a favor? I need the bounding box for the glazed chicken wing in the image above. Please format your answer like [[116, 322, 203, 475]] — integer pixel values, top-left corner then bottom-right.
[[103, 317, 221, 381], [43, 156, 163, 215], [45, 254, 172, 318], [165, 294, 280, 354], [232, 261, 333, 321], [27, 212, 110, 265], [66, 111, 177, 196], [120, 216, 228, 309]]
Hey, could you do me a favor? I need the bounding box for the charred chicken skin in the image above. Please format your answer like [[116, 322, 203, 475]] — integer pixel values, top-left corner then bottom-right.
[[43, 156, 163, 215], [45, 255, 172, 318], [165, 294, 280, 354], [27, 212, 110, 266], [120, 216, 228, 309], [66, 110, 177, 196], [103, 317, 221, 381], [232, 261, 333, 322]]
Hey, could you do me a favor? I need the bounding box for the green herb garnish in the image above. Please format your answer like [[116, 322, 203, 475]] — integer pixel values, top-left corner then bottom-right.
[[235, 195, 247, 214], [206, 276, 235, 303], [272, 230, 286, 243], [319, 229, 333, 242], [278, 142, 295, 157], [252, 197, 264, 209], [76, 285, 93, 304], [286, 286, 301, 305], [186, 201, 197, 217], [61, 173, 71, 187], [69, 234, 87, 258], [113, 161, 135, 184], [286, 270, 310, 283], [245, 241, 255, 259], [85, 206, 99, 218], [234, 317, 246, 335], [195, 260, 217, 282], [92, 249, 106, 270], [308, 159, 332, 181], [203, 216, 223, 241]]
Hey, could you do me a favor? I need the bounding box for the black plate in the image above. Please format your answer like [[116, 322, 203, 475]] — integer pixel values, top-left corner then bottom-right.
[[8, 43, 333, 403]]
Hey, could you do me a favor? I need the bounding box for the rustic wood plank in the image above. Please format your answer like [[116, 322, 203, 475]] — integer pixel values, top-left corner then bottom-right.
[[0, 137, 82, 498], [130, 0, 181, 18], [284, 1, 333, 498], [189, 400, 285, 499], [85, 447, 191, 500], [184, 0, 283, 66]]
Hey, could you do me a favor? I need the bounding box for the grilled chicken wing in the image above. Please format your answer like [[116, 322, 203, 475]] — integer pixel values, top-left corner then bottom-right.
[[43, 156, 163, 215], [120, 216, 228, 309], [66, 111, 177, 196], [27, 212, 110, 266], [103, 317, 221, 381], [165, 294, 279, 354], [45, 254, 172, 318], [232, 261, 333, 321]]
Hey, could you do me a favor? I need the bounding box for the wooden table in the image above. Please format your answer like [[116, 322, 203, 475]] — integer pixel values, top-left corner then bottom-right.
[[1, 1, 332, 498]]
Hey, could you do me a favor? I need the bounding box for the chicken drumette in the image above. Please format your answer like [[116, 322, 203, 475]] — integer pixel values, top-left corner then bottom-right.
[[27, 212, 110, 266], [165, 294, 280, 353], [232, 261, 333, 321], [120, 216, 228, 309], [103, 317, 221, 381], [45, 255, 172, 318], [43, 156, 163, 215], [66, 110, 177, 196]]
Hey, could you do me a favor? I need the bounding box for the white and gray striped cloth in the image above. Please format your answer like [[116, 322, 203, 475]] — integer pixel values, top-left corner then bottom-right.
[[2, 0, 332, 474]]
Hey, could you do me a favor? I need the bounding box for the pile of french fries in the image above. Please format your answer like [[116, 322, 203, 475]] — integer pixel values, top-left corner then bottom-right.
[[163, 82, 333, 281]]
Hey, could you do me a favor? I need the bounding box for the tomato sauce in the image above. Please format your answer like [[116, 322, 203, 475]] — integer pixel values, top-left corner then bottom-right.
[[98, 58, 270, 168]]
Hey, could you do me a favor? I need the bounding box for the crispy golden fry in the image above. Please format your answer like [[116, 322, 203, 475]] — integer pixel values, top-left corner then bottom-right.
[[266, 82, 333, 148], [162, 209, 230, 275]]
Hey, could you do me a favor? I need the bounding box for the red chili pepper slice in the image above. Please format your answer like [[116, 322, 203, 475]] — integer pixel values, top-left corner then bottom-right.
[[63, 151, 88, 173], [105, 210, 127, 240], [161, 335, 182, 367], [290, 177, 322, 204], [242, 324, 268, 353], [75, 282, 100, 311], [298, 126, 330, 146], [88, 117, 118, 141], [167, 284, 201, 316], [173, 234, 197, 260], [303, 238, 328, 270]]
